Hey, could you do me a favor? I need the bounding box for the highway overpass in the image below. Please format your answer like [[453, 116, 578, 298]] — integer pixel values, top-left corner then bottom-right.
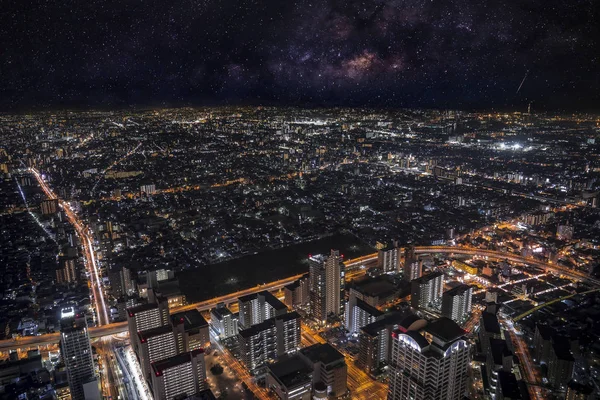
[[1, 246, 597, 352]]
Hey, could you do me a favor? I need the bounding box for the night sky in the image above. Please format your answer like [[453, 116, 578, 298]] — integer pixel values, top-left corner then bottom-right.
[[1, 0, 598, 111]]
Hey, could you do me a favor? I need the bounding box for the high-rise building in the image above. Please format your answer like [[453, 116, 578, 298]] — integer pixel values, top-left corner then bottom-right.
[[388, 317, 471, 400], [109, 265, 135, 298], [299, 343, 347, 398], [410, 271, 444, 311], [210, 303, 238, 340], [378, 241, 401, 274], [403, 246, 422, 282], [150, 350, 207, 400], [548, 336, 575, 389], [60, 317, 98, 400], [345, 277, 397, 333], [171, 309, 210, 352], [238, 319, 277, 371], [346, 297, 383, 334], [238, 312, 301, 371], [284, 273, 310, 310], [238, 290, 287, 329], [138, 325, 177, 380], [441, 284, 473, 323], [266, 355, 313, 400], [358, 313, 421, 375], [309, 250, 345, 323], [127, 297, 169, 355]]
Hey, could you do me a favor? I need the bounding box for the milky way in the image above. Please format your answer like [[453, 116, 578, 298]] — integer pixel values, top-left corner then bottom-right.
[[1, 0, 598, 110]]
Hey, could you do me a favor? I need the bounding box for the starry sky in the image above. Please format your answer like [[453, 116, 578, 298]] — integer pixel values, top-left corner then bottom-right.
[[1, 0, 598, 111]]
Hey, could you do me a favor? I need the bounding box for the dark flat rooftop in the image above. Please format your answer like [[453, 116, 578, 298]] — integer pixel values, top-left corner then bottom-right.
[[361, 312, 408, 336], [171, 309, 208, 330], [425, 317, 466, 343], [481, 312, 501, 335], [152, 349, 204, 374], [443, 284, 472, 297], [138, 324, 172, 341], [300, 343, 344, 365], [268, 355, 312, 388]]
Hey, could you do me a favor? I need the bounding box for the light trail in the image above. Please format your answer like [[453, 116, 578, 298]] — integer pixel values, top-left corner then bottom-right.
[[29, 167, 110, 325], [14, 177, 57, 244]]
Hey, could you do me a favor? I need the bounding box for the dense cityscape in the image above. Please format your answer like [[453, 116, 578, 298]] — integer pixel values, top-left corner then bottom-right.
[[0, 108, 599, 400]]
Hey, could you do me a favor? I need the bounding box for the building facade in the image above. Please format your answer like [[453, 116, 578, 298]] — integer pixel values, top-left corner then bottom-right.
[[309, 250, 345, 323]]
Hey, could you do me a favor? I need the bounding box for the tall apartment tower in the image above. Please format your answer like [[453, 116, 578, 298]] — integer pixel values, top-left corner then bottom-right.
[[60, 317, 99, 400], [410, 271, 444, 311], [309, 250, 345, 323], [441, 284, 473, 323], [126, 292, 209, 400], [238, 290, 287, 329], [127, 297, 169, 355], [403, 246, 422, 282], [150, 350, 207, 400], [378, 241, 401, 274], [388, 317, 471, 400]]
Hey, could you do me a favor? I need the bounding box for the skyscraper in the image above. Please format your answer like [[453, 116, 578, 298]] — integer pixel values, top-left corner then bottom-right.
[[238, 312, 301, 371], [150, 350, 207, 400], [378, 241, 401, 274], [441, 284, 473, 323], [238, 290, 287, 329], [60, 316, 98, 400], [309, 250, 345, 323], [127, 293, 169, 354], [210, 303, 239, 340], [410, 271, 444, 311], [388, 317, 471, 400], [403, 247, 422, 282]]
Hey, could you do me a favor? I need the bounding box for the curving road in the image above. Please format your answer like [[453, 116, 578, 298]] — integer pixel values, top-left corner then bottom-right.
[[2, 246, 596, 352]]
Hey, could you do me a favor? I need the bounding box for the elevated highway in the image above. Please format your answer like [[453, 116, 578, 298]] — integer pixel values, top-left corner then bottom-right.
[[1, 246, 597, 352]]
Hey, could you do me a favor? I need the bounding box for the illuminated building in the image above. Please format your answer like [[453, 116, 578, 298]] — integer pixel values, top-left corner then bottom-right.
[[59, 317, 98, 400], [266, 355, 313, 400], [358, 314, 419, 375], [378, 241, 401, 273], [40, 198, 58, 215], [238, 312, 301, 371], [127, 298, 169, 355], [238, 290, 287, 329], [151, 350, 207, 400], [138, 324, 177, 380], [309, 250, 345, 323], [403, 247, 422, 282], [56, 257, 78, 284], [298, 343, 347, 398], [410, 271, 444, 311], [284, 273, 310, 310], [441, 284, 473, 323], [388, 317, 471, 400], [172, 309, 210, 351], [451, 259, 478, 275], [210, 303, 239, 340]]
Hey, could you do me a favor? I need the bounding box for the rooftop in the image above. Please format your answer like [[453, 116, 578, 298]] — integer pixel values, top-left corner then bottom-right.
[[300, 343, 345, 366], [152, 349, 204, 374], [138, 324, 173, 342], [267, 355, 313, 388], [425, 317, 466, 343], [171, 309, 208, 330]]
